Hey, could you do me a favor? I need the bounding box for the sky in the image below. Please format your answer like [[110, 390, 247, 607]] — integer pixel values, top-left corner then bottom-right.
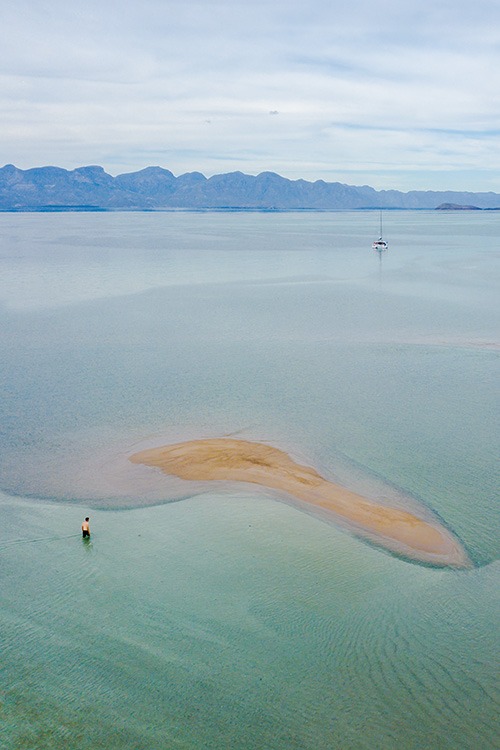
[[1, 0, 499, 192]]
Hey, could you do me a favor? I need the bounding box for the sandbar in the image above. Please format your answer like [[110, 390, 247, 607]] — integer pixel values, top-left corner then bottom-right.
[[130, 438, 470, 567]]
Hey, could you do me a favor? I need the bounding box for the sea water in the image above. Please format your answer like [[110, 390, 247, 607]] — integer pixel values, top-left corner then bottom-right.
[[0, 211, 498, 749]]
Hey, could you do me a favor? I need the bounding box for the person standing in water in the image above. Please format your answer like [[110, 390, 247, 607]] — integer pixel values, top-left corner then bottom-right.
[[82, 517, 90, 538]]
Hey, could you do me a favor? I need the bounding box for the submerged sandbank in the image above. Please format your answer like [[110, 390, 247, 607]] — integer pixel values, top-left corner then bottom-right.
[[130, 438, 470, 567]]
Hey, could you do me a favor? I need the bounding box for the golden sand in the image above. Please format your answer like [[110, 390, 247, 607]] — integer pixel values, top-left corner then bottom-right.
[[130, 438, 470, 567]]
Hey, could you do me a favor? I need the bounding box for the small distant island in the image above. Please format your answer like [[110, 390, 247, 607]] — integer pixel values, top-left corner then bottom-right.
[[1, 163, 499, 211], [435, 203, 482, 210]]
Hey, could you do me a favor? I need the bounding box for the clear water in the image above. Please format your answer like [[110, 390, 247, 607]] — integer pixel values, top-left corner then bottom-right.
[[0, 211, 498, 749]]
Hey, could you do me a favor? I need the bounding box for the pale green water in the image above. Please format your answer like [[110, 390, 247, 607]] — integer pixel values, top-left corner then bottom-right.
[[0, 211, 499, 748]]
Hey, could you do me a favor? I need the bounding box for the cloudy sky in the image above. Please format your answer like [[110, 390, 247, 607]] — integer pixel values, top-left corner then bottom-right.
[[1, 0, 499, 191]]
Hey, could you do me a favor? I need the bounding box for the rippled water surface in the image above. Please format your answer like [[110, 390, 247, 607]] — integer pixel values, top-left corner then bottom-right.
[[1, 211, 499, 749]]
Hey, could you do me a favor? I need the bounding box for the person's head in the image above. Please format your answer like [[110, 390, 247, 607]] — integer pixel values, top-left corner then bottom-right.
[[85, 517, 89, 521]]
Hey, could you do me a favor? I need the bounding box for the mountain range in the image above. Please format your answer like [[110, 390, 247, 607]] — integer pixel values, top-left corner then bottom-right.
[[1, 164, 499, 210]]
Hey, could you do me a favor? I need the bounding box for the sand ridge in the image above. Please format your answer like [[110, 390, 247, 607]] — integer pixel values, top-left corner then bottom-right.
[[130, 438, 470, 568]]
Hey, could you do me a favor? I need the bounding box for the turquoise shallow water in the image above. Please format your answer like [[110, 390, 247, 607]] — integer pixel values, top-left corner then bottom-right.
[[0, 211, 499, 748]]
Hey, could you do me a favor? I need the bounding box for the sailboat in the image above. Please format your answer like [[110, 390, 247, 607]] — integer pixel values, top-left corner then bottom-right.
[[372, 211, 388, 252]]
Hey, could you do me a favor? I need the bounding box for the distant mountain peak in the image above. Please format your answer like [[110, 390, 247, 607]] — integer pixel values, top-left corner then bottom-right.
[[73, 165, 106, 173]]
